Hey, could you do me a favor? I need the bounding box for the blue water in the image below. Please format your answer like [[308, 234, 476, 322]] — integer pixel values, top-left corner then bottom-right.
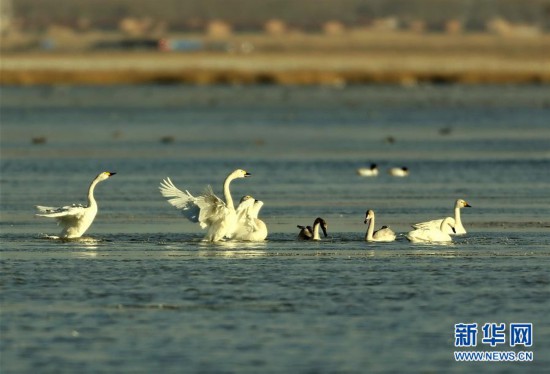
[[1, 85, 549, 373]]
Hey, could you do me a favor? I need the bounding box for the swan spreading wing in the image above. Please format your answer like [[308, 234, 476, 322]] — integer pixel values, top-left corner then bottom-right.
[[159, 178, 229, 229], [35, 204, 88, 227], [159, 169, 251, 242], [35, 171, 115, 238], [36, 204, 87, 217], [194, 186, 230, 229]]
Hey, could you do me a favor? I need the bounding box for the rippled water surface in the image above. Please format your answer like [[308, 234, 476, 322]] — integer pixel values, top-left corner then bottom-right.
[[1, 85, 550, 373]]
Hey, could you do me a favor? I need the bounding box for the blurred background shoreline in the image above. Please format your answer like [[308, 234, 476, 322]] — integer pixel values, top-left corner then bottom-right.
[[2, 0, 550, 85]]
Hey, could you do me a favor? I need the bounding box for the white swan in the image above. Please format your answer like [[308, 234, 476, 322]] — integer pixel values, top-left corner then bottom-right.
[[412, 199, 472, 235], [297, 217, 328, 241], [389, 167, 409, 177], [357, 163, 378, 177], [35, 171, 116, 238], [233, 196, 268, 241], [364, 210, 396, 242], [406, 217, 455, 243], [159, 169, 251, 242]]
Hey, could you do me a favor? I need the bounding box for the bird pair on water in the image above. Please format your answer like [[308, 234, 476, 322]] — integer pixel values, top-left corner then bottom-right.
[[35, 169, 471, 244], [36, 169, 264, 242]]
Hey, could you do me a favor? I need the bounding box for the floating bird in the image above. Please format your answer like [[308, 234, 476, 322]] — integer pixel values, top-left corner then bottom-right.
[[233, 196, 268, 241], [35, 171, 116, 238], [364, 209, 396, 242], [357, 163, 379, 177], [412, 199, 472, 235], [406, 217, 455, 243], [297, 217, 328, 241], [389, 167, 409, 177], [297, 225, 314, 240], [159, 169, 251, 242], [233, 195, 265, 241]]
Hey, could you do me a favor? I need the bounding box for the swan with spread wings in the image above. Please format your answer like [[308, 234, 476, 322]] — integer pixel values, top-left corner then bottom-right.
[[159, 169, 251, 242], [35, 171, 116, 238]]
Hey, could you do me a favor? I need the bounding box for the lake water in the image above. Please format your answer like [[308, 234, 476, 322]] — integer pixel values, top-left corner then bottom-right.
[[1, 84, 549, 373]]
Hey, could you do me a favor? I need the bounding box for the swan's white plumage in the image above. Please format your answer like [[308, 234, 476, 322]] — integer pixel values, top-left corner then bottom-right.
[[159, 169, 250, 242], [406, 217, 455, 243], [389, 167, 409, 177], [412, 199, 471, 235], [233, 197, 268, 241], [35, 171, 116, 238], [357, 163, 378, 177], [364, 210, 396, 242]]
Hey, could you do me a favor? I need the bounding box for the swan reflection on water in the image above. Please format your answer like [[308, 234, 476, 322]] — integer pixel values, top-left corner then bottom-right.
[[198, 239, 268, 257]]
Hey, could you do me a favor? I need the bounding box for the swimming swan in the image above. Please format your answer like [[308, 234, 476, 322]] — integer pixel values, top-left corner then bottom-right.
[[389, 167, 409, 177], [412, 199, 472, 235], [406, 217, 455, 243], [35, 171, 116, 238], [297, 217, 328, 240], [357, 163, 379, 177], [233, 196, 268, 241], [364, 210, 396, 242], [159, 169, 251, 242], [297, 225, 313, 240]]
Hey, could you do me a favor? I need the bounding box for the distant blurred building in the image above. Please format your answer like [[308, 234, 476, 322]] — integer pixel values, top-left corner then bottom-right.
[[207, 20, 232, 37], [408, 20, 426, 34], [486, 17, 540, 37], [445, 19, 463, 34], [264, 19, 287, 35], [370, 17, 399, 32], [323, 21, 346, 35]]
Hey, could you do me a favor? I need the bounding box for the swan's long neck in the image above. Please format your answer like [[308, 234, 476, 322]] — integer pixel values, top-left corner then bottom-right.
[[454, 206, 462, 226], [312, 222, 320, 240], [223, 176, 235, 210], [365, 216, 375, 240], [87, 177, 101, 208]]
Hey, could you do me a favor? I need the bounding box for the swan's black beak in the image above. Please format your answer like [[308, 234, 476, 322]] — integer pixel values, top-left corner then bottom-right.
[[108, 172, 117, 176], [244, 172, 251, 177], [322, 225, 328, 237], [451, 227, 456, 233], [465, 203, 472, 207]]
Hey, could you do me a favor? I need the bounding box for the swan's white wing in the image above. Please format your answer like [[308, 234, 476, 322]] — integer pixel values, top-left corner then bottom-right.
[[235, 199, 255, 225], [35, 204, 89, 229], [373, 226, 396, 241], [35, 204, 87, 218], [159, 178, 201, 222], [412, 218, 457, 235], [412, 218, 446, 229], [407, 227, 452, 243], [194, 186, 229, 229], [160, 179, 232, 236]]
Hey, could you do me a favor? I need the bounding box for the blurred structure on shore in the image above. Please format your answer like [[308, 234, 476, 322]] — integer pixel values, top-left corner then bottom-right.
[[2, 0, 550, 52], [1, 0, 549, 85]]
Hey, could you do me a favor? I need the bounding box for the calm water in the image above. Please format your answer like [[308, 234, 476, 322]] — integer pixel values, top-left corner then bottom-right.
[[1, 85, 549, 373]]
